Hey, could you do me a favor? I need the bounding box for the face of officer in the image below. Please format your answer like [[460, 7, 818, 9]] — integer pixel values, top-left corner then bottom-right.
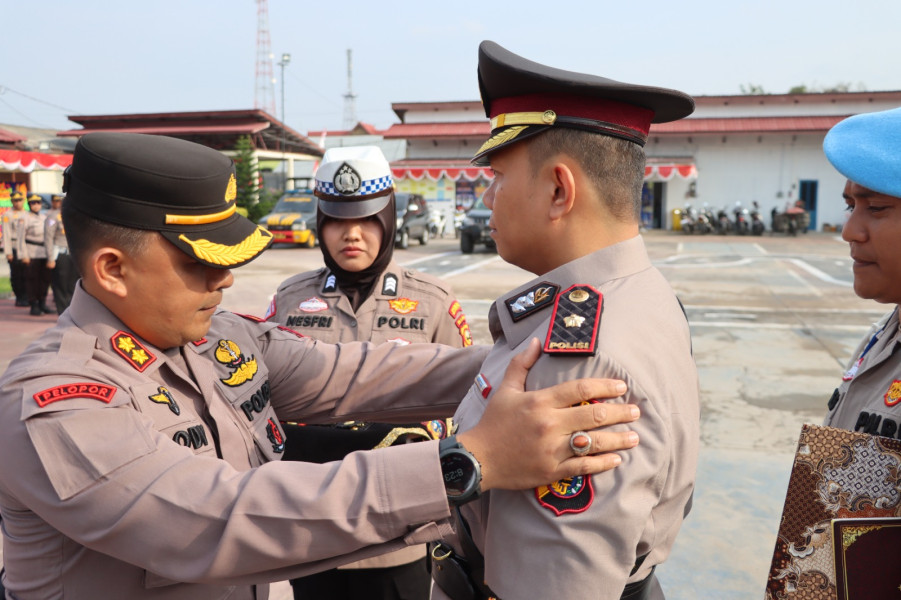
[[842, 180, 901, 304], [28, 200, 42, 214], [11, 197, 24, 210], [321, 217, 383, 273], [94, 233, 234, 349]]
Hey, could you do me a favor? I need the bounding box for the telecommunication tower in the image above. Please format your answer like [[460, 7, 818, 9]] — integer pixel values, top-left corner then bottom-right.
[[254, 0, 277, 116], [342, 49, 358, 129]]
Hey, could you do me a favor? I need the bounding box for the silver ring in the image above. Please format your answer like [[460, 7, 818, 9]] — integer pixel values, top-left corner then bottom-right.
[[569, 431, 592, 456]]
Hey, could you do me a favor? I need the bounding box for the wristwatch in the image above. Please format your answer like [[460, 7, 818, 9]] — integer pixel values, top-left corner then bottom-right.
[[438, 435, 482, 506]]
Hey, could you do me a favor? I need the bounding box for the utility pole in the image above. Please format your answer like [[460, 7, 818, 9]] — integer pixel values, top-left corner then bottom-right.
[[342, 49, 357, 130], [278, 53, 291, 190]]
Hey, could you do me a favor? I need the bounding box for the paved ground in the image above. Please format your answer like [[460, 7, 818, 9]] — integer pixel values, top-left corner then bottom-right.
[[0, 230, 882, 599]]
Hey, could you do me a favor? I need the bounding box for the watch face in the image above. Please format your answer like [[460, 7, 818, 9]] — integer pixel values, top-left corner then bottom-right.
[[442, 451, 476, 497]]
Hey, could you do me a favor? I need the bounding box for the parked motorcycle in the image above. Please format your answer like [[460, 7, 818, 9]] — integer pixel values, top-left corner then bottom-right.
[[715, 206, 732, 235], [698, 204, 715, 235], [733, 201, 750, 235], [750, 201, 765, 236], [679, 204, 697, 234]]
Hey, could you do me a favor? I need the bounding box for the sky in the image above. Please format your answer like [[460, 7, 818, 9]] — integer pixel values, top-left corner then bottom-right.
[[4, 0, 901, 136]]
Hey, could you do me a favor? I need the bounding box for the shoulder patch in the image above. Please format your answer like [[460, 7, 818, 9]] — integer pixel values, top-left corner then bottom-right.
[[543, 285, 602, 356], [34, 382, 117, 408], [535, 475, 594, 516], [449, 301, 473, 347], [505, 282, 559, 322], [111, 331, 157, 372]]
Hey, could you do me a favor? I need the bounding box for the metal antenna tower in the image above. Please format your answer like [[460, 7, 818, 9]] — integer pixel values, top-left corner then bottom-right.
[[342, 49, 358, 129], [254, 0, 276, 116]]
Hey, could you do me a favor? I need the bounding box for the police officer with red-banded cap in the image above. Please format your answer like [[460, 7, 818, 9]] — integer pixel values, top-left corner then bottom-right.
[[0, 131, 642, 599], [428, 41, 699, 600]]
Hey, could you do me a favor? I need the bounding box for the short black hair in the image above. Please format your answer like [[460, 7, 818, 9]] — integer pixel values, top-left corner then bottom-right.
[[62, 200, 151, 277]]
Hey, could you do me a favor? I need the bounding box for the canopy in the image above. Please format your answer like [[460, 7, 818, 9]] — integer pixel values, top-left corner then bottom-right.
[[0, 150, 73, 172], [644, 163, 697, 181], [391, 166, 493, 182]]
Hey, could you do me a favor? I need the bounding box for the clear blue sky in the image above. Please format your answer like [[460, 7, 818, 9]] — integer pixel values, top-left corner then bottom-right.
[[4, 0, 901, 135]]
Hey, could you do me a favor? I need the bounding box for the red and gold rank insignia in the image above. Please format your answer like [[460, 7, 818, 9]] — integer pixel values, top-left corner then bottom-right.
[[535, 475, 594, 516], [505, 282, 559, 322], [111, 331, 157, 372], [149, 386, 181, 415], [214, 339, 258, 387], [389, 297, 419, 314], [449, 301, 473, 347], [885, 380, 901, 407], [543, 285, 602, 356]]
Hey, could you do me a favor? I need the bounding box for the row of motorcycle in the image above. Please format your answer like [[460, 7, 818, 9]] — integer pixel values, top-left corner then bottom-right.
[[679, 201, 766, 236]]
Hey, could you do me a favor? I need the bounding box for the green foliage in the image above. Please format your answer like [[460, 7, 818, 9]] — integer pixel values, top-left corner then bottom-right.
[[233, 135, 259, 212], [740, 83, 768, 95], [0, 276, 10, 298], [788, 84, 809, 94], [246, 188, 279, 224]]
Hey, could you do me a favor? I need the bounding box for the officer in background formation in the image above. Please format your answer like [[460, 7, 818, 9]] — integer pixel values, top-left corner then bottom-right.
[[267, 146, 472, 600], [821, 107, 901, 436], [0, 132, 643, 599], [2, 191, 28, 306], [44, 193, 77, 314], [19, 194, 53, 315], [428, 42, 700, 600]]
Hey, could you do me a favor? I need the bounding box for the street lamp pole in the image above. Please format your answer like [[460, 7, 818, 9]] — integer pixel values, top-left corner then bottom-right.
[[278, 52, 291, 189]]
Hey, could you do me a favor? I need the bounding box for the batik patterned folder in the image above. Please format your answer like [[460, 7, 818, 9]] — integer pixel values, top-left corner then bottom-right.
[[764, 425, 901, 600]]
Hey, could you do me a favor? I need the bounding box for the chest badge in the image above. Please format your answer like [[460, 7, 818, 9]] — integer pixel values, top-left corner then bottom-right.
[[505, 282, 559, 322], [149, 386, 181, 415], [111, 331, 157, 372], [544, 285, 602, 356], [389, 298, 419, 314], [299, 297, 329, 312], [885, 380, 901, 407], [215, 339, 258, 387]]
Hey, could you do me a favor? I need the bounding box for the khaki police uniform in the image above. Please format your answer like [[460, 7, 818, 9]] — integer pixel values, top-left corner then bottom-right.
[[824, 308, 901, 436], [18, 207, 52, 311], [435, 237, 699, 600], [1, 200, 27, 304], [0, 284, 491, 599], [44, 205, 78, 314], [269, 261, 473, 347]]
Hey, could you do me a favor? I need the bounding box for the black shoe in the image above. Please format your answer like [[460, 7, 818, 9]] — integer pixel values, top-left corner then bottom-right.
[[15, 298, 30, 307], [40, 304, 54, 314], [30, 303, 42, 316]]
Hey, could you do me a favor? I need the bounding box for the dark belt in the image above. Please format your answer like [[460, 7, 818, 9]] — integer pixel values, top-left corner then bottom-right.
[[25, 239, 43, 245]]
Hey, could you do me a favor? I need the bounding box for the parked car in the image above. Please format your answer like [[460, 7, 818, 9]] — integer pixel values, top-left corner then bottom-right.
[[395, 192, 431, 248], [258, 190, 318, 247], [459, 196, 495, 254]]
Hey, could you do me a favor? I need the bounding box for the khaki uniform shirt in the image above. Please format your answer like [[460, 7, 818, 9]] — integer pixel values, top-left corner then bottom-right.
[[44, 207, 68, 261], [1, 207, 25, 256], [268, 261, 473, 347], [434, 236, 700, 600], [268, 262, 472, 569], [0, 285, 489, 599], [18, 210, 48, 259], [824, 307, 901, 436]]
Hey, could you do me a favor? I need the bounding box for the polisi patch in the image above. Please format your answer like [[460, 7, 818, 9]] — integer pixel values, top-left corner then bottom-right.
[[885, 380, 901, 407], [215, 339, 258, 387], [543, 285, 602, 356], [111, 331, 157, 372], [535, 475, 594, 516], [505, 282, 559, 322], [34, 382, 117, 408], [149, 386, 181, 415], [389, 298, 419, 314]]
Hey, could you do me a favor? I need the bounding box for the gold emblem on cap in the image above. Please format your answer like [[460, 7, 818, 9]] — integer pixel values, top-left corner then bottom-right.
[[569, 290, 589, 303], [475, 125, 528, 158], [225, 174, 237, 203], [179, 226, 273, 266], [542, 110, 556, 124]]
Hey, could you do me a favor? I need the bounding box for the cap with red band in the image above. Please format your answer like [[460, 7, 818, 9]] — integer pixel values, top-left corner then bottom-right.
[[472, 41, 695, 165]]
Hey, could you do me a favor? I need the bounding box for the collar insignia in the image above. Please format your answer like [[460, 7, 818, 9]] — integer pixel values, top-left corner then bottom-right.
[[149, 386, 181, 415], [382, 273, 398, 296], [505, 282, 559, 322], [389, 297, 418, 314], [543, 285, 602, 356], [215, 339, 258, 387], [111, 331, 157, 372], [323, 273, 337, 292]]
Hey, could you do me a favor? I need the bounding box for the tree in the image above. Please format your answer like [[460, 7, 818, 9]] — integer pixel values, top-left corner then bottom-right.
[[233, 135, 259, 215], [740, 83, 768, 95]]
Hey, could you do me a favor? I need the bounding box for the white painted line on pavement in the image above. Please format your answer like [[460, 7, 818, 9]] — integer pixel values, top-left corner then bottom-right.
[[785, 258, 852, 287], [442, 255, 504, 278]]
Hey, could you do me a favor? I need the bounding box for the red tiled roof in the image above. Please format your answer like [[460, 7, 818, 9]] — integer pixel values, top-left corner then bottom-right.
[[382, 122, 490, 139], [0, 128, 26, 144], [650, 116, 847, 134]]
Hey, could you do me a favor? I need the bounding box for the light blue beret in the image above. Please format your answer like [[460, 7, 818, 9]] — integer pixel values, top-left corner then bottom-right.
[[823, 106, 901, 198]]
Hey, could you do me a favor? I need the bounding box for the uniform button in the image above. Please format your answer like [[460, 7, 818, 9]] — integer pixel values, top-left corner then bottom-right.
[[350, 321, 357, 327]]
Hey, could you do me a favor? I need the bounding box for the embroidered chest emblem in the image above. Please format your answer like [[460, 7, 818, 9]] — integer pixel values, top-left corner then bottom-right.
[[149, 386, 181, 415], [544, 285, 603, 356], [885, 380, 901, 407], [215, 339, 258, 387], [389, 298, 419, 314], [299, 297, 329, 312], [505, 282, 559, 322], [111, 331, 157, 372]]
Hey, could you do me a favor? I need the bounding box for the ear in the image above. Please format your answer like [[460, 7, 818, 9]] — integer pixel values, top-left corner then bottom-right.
[[88, 247, 130, 299], [548, 163, 577, 220]]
